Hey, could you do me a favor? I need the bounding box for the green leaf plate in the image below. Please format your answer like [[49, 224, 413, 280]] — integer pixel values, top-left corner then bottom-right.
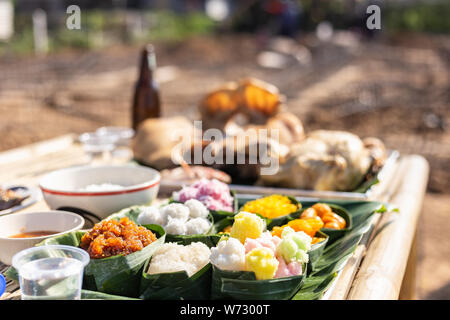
[[211, 264, 307, 300], [139, 235, 220, 300]]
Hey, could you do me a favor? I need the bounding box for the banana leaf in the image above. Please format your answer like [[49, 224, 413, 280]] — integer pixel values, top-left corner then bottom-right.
[[105, 205, 148, 222], [140, 265, 212, 300], [139, 234, 221, 300], [352, 176, 379, 193], [81, 289, 141, 300], [289, 200, 387, 299], [164, 233, 223, 247], [291, 273, 337, 300], [213, 215, 235, 234], [211, 264, 307, 300], [3, 265, 18, 281], [307, 231, 329, 272]]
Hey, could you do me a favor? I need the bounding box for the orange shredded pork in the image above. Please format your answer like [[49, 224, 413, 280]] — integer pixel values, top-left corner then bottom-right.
[[80, 217, 157, 259]]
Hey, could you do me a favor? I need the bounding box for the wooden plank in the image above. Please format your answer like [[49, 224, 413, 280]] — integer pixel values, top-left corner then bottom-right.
[[0, 134, 75, 165], [327, 245, 366, 300], [347, 155, 429, 300], [0, 144, 85, 182], [327, 156, 407, 300]]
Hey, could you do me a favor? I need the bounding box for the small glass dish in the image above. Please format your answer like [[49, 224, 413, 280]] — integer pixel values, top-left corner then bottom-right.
[[78, 132, 118, 164], [12, 245, 90, 300], [96, 127, 135, 163], [96, 126, 135, 147]]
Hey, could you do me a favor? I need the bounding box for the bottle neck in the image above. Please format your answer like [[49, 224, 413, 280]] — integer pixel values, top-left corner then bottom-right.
[[147, 51, 157, 71], [138, 45, 157, 84]]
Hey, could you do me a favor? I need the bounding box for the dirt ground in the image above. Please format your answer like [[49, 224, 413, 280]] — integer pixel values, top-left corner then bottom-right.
[[0, 32, 449, 299]]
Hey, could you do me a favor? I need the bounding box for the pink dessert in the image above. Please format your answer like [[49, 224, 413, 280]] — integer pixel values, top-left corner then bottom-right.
[[173, 178, 234, 212], [274, 257, 303, 278], [244, 233, 281, 254]]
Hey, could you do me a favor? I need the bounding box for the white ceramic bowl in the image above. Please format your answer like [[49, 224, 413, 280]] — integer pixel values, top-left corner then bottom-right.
[[0, 211, 85, 265], [39, 164, 160, 220]]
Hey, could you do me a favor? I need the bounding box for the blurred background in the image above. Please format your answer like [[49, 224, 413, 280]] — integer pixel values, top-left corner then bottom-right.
[[0, 0, 448, 299]]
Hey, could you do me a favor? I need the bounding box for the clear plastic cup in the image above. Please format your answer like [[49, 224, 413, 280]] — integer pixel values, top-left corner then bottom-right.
[[96, 127, 135, 163], [78, 132, 118, 164], [96, 126, 135, 147], [12, 245, 90, 300]]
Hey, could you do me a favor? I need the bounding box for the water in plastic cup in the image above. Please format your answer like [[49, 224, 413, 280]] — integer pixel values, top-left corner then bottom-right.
[[12, 245, 90, 300]]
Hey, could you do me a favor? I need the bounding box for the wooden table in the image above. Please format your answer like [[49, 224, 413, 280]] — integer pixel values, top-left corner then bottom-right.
[[0, 134, 429, 300]]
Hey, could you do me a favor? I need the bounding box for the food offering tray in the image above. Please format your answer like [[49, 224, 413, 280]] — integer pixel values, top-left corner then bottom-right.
[[159, 150, 400, 201]]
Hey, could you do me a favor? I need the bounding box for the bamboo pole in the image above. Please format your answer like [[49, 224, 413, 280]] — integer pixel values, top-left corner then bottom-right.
[[347, 155, 429, 299], [327, 156, 406, 299], [398, 231, 418, 299]]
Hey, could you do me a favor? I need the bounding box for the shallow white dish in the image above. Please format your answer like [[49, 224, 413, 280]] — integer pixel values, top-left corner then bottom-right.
[[0, 185, 42, 217], [39, 164, 160, 222], [0, 210, 85, 265]]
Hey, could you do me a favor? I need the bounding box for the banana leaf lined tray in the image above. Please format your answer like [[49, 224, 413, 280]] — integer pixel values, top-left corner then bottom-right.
[[74, 197, 388, 300], [7, 194, 388, 300]]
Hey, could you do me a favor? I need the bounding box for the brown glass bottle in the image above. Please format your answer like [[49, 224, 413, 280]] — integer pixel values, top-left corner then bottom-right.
[[131, 44, 161, 131]]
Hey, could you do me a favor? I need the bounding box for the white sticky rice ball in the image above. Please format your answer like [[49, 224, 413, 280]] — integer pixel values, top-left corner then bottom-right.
[[185, 199, 209, 219], [162, 203, 190, 222], [185, 217, 211, 235], [148, 242, 211, 276], [209, 237, 245, 271], [187, 242, 211, 273], [164, 218, 187, 235], [137, 206, 166, 226]]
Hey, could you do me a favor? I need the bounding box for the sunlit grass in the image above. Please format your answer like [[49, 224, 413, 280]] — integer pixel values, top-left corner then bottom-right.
[[0, 9, 216, 56]]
